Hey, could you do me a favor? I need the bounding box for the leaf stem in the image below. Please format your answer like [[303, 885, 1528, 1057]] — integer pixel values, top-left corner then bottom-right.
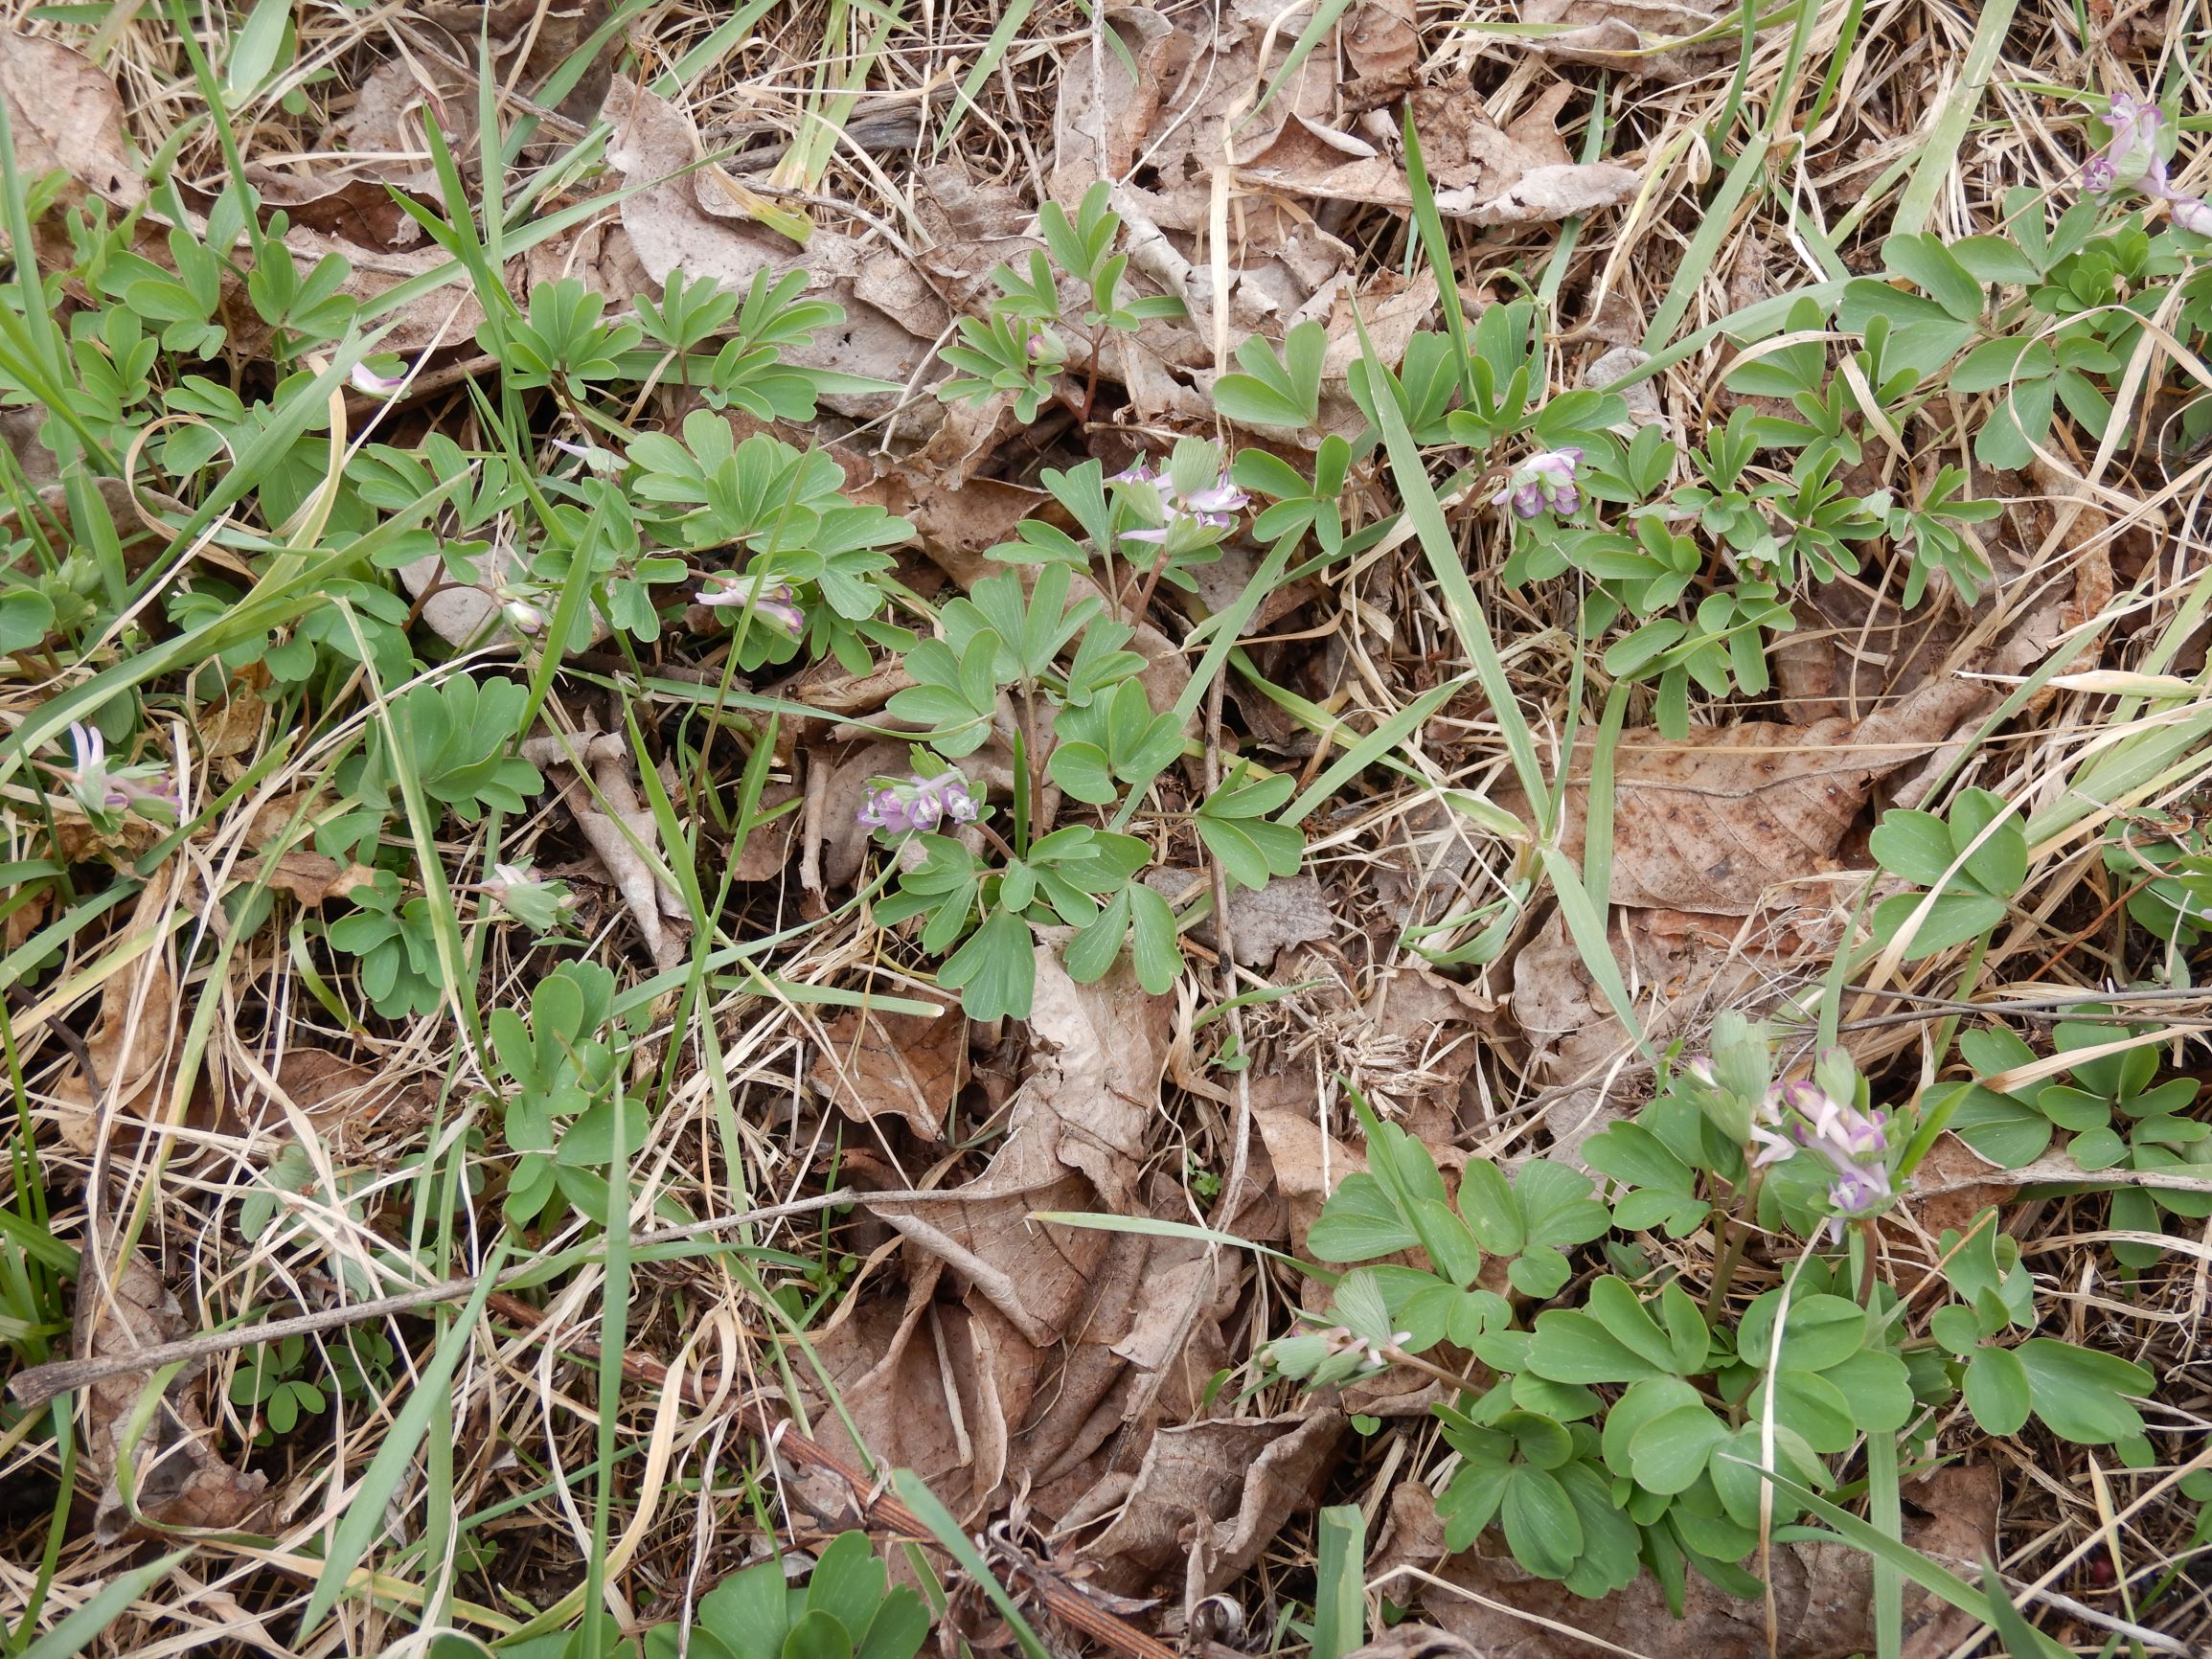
[[1706, 1162, 1767, 1319]]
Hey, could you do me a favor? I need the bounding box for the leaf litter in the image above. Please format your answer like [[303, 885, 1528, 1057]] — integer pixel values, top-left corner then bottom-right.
[[7, 0, 2211, 1654]]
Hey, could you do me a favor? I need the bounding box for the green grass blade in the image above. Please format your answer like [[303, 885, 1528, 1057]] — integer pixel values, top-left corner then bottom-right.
[[1642, 131, 1770, 352], [891, 1470, 1052, 1659], [298, 1241, 510, 1633], [14, 1550, 188, 1659], [1364, 320, 1550, 811], [1889, 0, 2022, 239], [1283, 679, 1463, 828], [1311, 1504, 1367, 1659]]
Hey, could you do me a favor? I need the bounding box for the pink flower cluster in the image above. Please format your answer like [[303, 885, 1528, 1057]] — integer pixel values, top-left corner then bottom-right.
[[1748, 1079, 1894, 1234], [1112, 457, 1248, 545], [857, 771, 980, 835], [696, 573, 805, 637], [2085, 93, 2212, 236], [62, 723, 178, 820], [1491, 448, 1584, 518]]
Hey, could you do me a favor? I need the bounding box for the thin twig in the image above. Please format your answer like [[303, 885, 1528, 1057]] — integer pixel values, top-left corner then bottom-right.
[[10, 1189, 966, 1409]]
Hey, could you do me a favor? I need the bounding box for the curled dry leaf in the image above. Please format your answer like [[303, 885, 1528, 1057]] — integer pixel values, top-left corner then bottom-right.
[[1253, 1083, 1366, 1255], [1510, 905, 1835, 1161], [1237, 81, 1643, 226], [810, 998, 966, 1138], [521, 732, 689, 969], [1070, 1407, 1346, 1603], [262, 1048, 426, 1133], [813, 952, 1224, 1520], [1510, 672, 2007, 916], [50, 875, 215, 1155], [1344, 0, 1424, 88], [1343, 1630, 1484, 1659], [0, 33, 144, 209], [604, 77, 934, 417], [79, 1253, 269, 1542], [235, 851, 380, 909], [1522, 0, 1734, 81], [1904, 1131, 2026, 1237], [1146, 871, 1334, 967], [606, 76, 837, 289]]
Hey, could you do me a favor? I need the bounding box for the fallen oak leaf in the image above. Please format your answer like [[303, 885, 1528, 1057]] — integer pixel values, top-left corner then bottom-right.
[[0, 33, 144, 210], [1504, 671, 2010, 915], [521, 732, 690, 969], [1523, 0, 1736, 82], [1344, 0, 1424, 88], [78, 1252, 269, 1543], [810, 998, 966, 1139], [1235, 82, 1642, 226], [48, 872, 218, 1155], [1069, 1407, 1347, 1604], [234, 851, 379, 909]]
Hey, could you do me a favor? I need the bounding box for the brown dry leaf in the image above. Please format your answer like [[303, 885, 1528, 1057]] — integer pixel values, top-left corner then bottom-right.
[[1148, 872, 1334, 966], [0, 34, 144, 209], [1252, 1077, 1365, 1254], [245, 164, 427, 251], [1374, 1473, 1991, 1659], [813, 739, 913, 892], [1904, 1132, 2025, 1236], [235, 851, 377, 909], [1516, 672, 2005, 916], [50, 876, 211, 1155], [1344, 0, 1424, 87], [267, 1048, 423, 1130], [814, 954, 1206, 1519], [1238, 83, 1642, 226], [1523, 0, 1734, 81], [732, 780, 802, 880], [1345, 1630, 1482, 1659], [330, 6, 613, 189], [284, 226, 488, 356], [1070, 1407, 1345, 1604], [810, 999, 966, 1138], [606, 76, 841, 289], [1049, 8, 1186, 213], [605, 79, 939, 418], [78, 1252, 269, 1542], [195, 675, 269, 763], [1052, 9, 1366, 338], [521, 733, 689, 969]]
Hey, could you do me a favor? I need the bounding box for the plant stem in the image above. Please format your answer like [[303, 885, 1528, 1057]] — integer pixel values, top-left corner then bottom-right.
[[1706, 1163, 1767, 1320]]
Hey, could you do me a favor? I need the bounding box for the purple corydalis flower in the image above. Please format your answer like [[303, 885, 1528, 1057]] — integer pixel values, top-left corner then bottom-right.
[[1755, 1079, 1895, 1229], [2174, 196, 2212, 237], [2084, 93, 2168, 196], [62, 722, 176, 819], [1115, 455, 1248, 545], [1492, 448, 1584, 519], [697, 574, 805, 636], [858, 771, 980, 835], [349, 359, 407, 399]]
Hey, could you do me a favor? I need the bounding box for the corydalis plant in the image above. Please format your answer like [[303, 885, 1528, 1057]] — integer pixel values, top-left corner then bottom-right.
[[2083, 90, 2212, 235], [858, 769, 982, 836], [1492, 446, 1584, 518], [696, 570, 806, 638], [53, 722, 179, 828], [1747, 1079, 1896, 1240]]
